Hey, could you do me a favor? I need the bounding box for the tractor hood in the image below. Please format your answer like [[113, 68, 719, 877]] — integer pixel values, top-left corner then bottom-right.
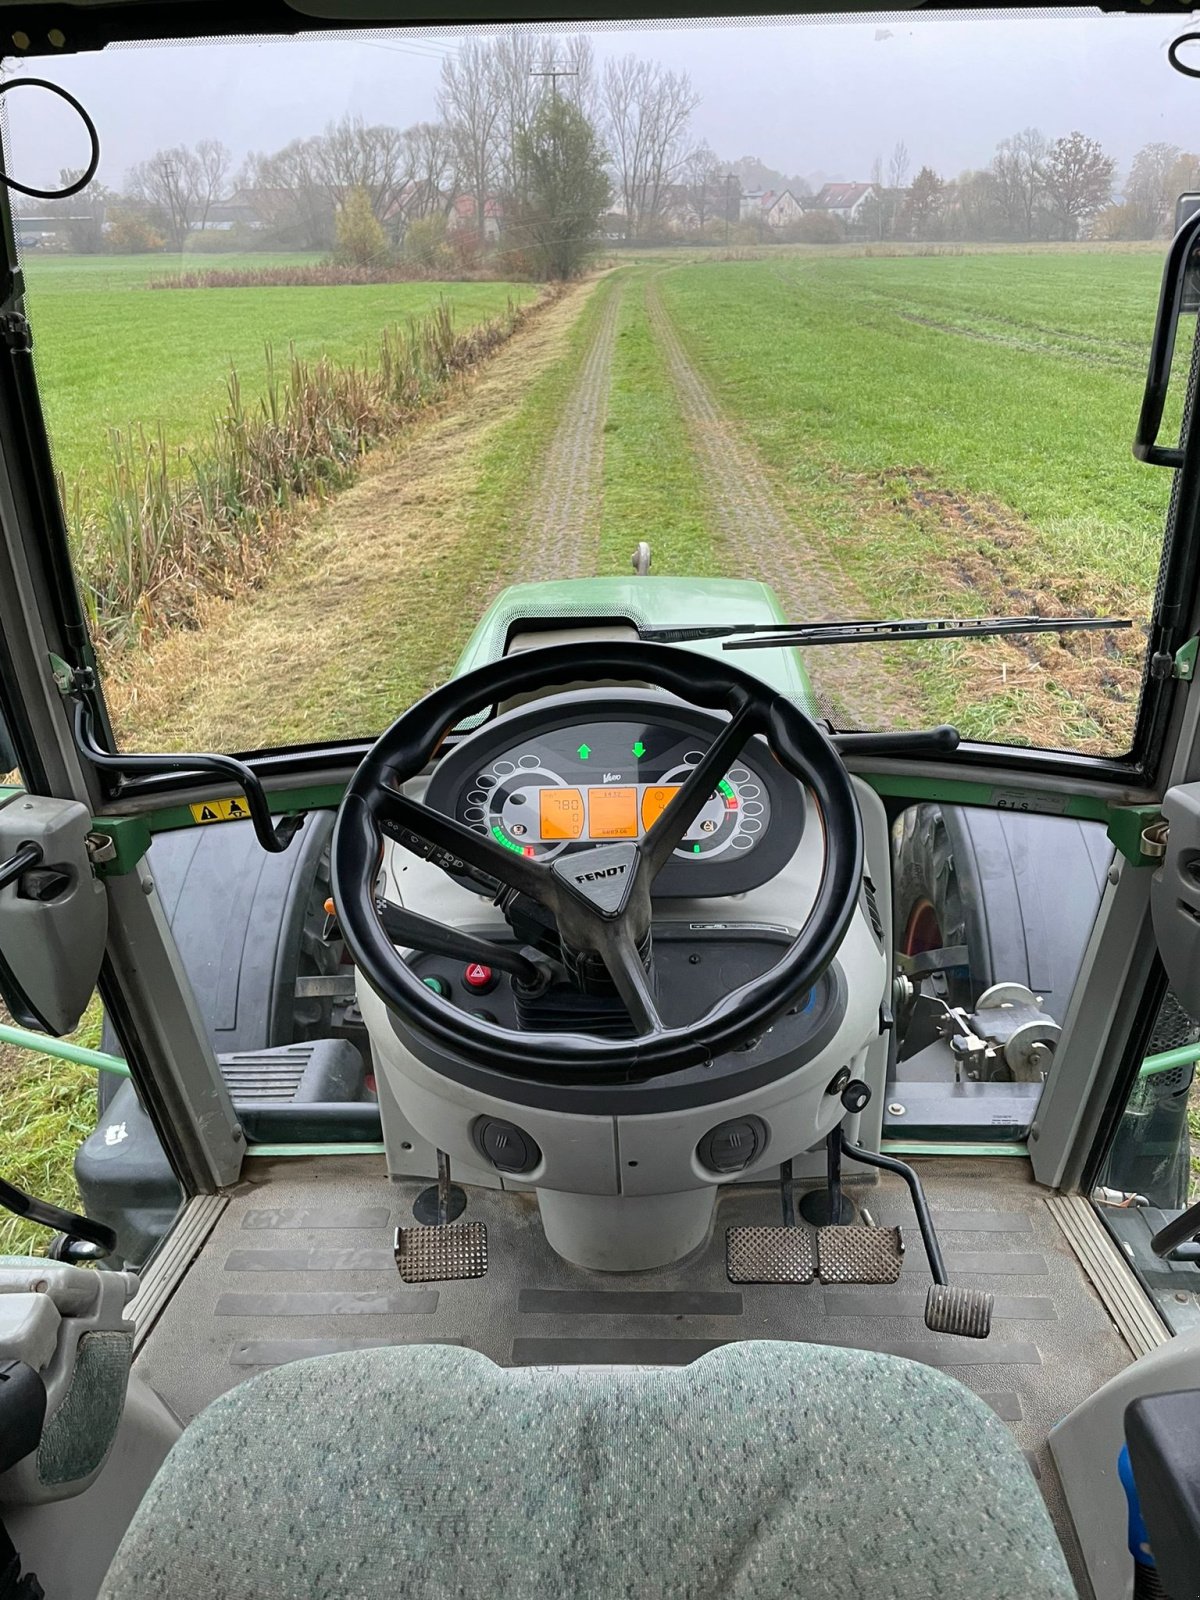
[[450, 576, 816, 708]]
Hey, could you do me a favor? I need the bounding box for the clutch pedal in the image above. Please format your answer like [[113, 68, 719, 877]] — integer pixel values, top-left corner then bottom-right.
[[394, 1220, 488, 1284], [394, 1151, 488, 1284]]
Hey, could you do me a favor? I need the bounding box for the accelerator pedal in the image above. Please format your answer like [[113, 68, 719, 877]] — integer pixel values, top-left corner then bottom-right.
[[816, 1225, 905, 1285], [726, 1226, 815, 1284], [925, 1283, 994, 1339]]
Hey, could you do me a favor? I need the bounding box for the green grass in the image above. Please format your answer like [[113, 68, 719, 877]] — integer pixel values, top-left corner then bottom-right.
[[22, 253, 536, 490], [657, 252, 1175, 604], [597, 270, 724, 576], [655, 250, 1181, 748], [261, 279, 623, 741], [0, 997, 102, 1257]]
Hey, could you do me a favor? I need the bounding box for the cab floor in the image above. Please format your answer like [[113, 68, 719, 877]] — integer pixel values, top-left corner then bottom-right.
[[136, 1155, 1136, 1597]]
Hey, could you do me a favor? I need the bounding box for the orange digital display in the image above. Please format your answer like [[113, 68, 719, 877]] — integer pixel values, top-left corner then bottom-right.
[[539, 787, 585, 841], [640, 785, 681, 831], [587, 787, 639, 840]]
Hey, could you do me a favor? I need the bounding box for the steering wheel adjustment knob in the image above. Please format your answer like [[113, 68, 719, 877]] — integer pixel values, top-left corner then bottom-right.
[[840, 1079, 872, 1115]]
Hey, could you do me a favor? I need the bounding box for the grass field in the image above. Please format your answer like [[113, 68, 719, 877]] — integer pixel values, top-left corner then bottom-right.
[[22, 254, 536, 490], [656, 251, 1178, 747]]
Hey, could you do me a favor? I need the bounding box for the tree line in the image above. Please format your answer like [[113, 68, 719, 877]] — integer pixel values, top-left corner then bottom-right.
[[34, 34, 699, 276], [27, 40, 1200, 265]]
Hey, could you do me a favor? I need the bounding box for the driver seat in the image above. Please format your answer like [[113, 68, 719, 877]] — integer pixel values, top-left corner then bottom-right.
[[99, 1341, 1076, 1599]]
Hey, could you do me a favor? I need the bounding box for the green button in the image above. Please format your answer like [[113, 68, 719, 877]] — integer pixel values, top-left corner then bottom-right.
[[422, 975, 450, 998]]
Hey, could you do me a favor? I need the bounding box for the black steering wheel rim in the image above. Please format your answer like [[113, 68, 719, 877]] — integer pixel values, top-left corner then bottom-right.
[[331, 641, 863, 1077]]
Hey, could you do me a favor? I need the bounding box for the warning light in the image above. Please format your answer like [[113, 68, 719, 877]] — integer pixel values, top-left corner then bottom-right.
[[577, 743, 591, 760], [631, 741, 647, 759]]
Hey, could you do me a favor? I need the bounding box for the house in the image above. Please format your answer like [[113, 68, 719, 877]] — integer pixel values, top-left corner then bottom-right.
[[738, 188, 805, 229], [804, 182, 881, 225], [447, 194, 503, 242]]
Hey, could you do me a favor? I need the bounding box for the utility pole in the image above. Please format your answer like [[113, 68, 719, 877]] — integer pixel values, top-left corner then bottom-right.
[[530, 65, 578, 100]]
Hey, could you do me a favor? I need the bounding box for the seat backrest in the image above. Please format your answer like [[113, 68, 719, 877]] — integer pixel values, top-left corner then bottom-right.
[[100, 1339, 1076, 1599]]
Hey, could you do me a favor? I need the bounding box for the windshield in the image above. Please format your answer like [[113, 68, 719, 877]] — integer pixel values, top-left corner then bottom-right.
[[6, 10, 1194, 758]]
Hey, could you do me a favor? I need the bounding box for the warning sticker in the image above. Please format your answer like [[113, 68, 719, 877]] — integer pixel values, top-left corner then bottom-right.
[[189, 796, 251, 825]]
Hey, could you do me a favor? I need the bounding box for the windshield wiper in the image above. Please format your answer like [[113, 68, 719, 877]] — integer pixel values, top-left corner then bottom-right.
[[637, 615, 1132, 650]]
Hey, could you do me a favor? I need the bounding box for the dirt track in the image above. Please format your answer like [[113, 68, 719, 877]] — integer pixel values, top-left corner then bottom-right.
[[516, 277, 623, 581], [644, 275, 910, 731]]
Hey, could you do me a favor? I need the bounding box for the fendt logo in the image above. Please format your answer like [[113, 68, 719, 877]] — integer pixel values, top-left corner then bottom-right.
[[576, 864, 628, 884]]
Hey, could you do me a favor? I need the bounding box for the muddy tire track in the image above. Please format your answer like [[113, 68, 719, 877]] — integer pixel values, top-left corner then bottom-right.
[[516, 277, 623, 580], [646, 275, 913, 731]]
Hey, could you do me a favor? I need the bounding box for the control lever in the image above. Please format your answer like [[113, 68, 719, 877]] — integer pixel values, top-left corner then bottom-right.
[[1150, 1195, 1200, 1260], [0, 1175, 115, 1261], [838, 1131, 994, 1339]]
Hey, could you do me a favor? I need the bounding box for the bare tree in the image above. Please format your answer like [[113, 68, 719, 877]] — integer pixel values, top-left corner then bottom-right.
[[682, 142, 724, 229], [1042, 131, 1116, 239], [888, 139, 910, 192], [602, 54, 698, 237], [311, 116, 411, 232], [240, 138, 334, 250], [127, 140, 230, 249], [399, 122, 457, 222], [1126, 142, 1183, 237], [439, 38, 503, 249], [992, 127, 1048, 239], [490, 30, 544, 204]]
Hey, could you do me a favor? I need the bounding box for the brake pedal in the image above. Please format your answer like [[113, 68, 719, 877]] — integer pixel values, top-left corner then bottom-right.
[[925, 1283, 993, 1339], [726, 1225, 815, 1284], [816, 1224, 905, 1284]]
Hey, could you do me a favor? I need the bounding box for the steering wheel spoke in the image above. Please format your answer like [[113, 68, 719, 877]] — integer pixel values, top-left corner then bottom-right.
[[373, 783, 558, 908], [599, 921, 663, 1037], [640, 699, 758, 876]]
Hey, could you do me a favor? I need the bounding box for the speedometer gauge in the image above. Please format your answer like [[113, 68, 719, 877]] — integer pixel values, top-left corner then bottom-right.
[[424, 693, 802, 898]]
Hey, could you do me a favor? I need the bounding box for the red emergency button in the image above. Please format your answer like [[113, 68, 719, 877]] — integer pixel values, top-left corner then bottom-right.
[[463, 962, 498, 994]]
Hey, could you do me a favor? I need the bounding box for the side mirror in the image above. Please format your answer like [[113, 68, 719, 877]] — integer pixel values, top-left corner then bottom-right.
[[0, 792, 107, 1035]]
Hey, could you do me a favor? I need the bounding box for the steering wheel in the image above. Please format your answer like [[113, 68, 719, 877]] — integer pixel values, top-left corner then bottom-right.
[[331, 642, 863, 1077]]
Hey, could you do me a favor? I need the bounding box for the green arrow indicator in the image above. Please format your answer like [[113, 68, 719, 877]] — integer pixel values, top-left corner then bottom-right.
[[577, 744, 591, 760], [631, 741, 646, 759]]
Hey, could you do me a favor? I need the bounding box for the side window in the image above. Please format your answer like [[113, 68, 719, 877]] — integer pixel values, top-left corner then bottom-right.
[[1097, 988, 1199, 1336], [889, 803, 1110, 1141]]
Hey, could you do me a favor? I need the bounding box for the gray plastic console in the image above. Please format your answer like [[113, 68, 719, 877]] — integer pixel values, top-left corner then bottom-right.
[[1151, 783, 1200, 1024], [0, 792, 107, 1034]]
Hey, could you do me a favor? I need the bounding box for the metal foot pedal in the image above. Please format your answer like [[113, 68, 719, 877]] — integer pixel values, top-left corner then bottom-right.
[[394, 1221, 488, 1284], [816, 1225, 905, 1285], [925, 1283, 993, 1339], [726, 1226, 815, 1284]]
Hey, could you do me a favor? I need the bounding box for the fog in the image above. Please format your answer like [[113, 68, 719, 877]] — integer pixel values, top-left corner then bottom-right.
[[5, 9, 1200, 194]]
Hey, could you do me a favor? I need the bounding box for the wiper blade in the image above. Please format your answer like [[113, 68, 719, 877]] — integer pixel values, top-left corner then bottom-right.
[[637, 616, 1132, 650]]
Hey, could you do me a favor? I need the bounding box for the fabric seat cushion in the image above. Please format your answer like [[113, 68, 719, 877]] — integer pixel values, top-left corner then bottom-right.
[[100, 1339, 1076, 1600]]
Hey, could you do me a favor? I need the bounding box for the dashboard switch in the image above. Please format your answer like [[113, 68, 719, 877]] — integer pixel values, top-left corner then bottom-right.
[[463, 962, 498, 993], [422, 975, 451, 999]]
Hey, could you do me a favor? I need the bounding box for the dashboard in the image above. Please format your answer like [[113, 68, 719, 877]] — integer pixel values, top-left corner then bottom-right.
[[424, 692, 806, 897]]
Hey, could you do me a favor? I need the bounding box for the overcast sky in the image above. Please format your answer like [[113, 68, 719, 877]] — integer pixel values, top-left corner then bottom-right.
[[6, 10, 1200, 197]]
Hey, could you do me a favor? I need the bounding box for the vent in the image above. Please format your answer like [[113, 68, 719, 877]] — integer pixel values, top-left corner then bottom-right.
[[861, 877, 884, 946]]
